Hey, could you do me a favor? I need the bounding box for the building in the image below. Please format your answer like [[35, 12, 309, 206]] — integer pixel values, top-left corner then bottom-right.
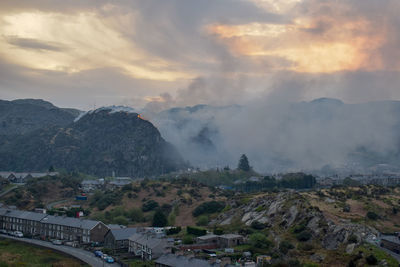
[[129, 233, 170, 260], [0, 172, 58, 183], [104, 227, 138, 251], [40, 215, 108, 243], [0, 207, 108, 243], [218, 234, 244, 248], [0, 209, 48, 236], [196, 234, 219, 245], [381, 235, 400, 254], [81, 179, 104, 192], [155, 254, 214, 267], [196, 234, 244, 248]]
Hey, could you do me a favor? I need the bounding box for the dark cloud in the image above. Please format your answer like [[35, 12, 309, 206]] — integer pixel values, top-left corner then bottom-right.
[[6, 37, 64, 51]]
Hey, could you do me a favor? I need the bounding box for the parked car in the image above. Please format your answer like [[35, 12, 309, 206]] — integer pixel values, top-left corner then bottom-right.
[[6, 230, 13, 235], [104, 256, 114, 263], [101, 254, 108, 260], [0, 229, 7, 234], [94, 250, 103, 258], [52, 240, 63, 245], [13, 231, 23, 238]]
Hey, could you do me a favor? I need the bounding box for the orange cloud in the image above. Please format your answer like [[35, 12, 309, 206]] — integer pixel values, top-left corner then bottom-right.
[[207, 18, 386, 73]]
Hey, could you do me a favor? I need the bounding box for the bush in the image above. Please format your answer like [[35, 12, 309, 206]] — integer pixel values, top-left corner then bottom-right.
[[142, 200, 159, 212], [292, 224, 306, 234], [298, 243, 314, 251], [196, 215, 209, 226], [187, 226, 207, 236], [192, 201, 225, 217], [213, 228, 224, 235], [279, 240, 294, 254], [348, 234, 358, 244], [166, 227, 182, 235], [183, 235, 194, 244], [249, 233, 271, 249], [128, 208, 144, 222], [366, 254, 378, 265], [296, 230, 312, 242], [251, 221, 266, 230], [367, 211, 379, 220], [113, 216, 129, 225]]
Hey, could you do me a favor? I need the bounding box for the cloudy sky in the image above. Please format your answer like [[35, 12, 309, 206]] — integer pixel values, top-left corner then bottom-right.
[[0, 0, 399, 110]]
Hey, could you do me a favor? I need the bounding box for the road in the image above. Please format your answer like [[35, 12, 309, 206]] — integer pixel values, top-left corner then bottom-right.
[[0, 234, 119, 267], [46, 199, 68, 209], [366, 238, 400, 263], [0, 184, 20, 197]]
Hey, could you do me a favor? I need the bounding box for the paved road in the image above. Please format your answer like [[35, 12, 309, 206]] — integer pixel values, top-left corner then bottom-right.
[[46, 199, 68, 209], [366, 238, 400, 263], [0, 184, 20, 197], [0, 234, 119, 267]]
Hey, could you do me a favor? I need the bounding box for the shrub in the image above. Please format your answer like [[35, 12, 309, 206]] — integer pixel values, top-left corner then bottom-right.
[[192, 201, 225, 217], [249, 233, 271, 249], [113, 216, 129, 225], [298, 243, 314, 251], [296, 230, 312, 242], [187, 226, 207, 236], [183, 235, 194, 244], [366, 254, 378, 265], [279, 240, 294, 254], [348, 234, 358, 244], [251, 221, 266, 230], [196, 215, 209, 226], [292, 224, 306, 234], [366, 211, 379, 220], [213, 228, 224, 235], [142, 200, 159, 212], [166, 227, 182, 235]]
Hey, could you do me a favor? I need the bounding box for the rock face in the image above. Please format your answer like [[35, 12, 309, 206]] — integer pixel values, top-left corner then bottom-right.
[[0, 107, 187, 176]]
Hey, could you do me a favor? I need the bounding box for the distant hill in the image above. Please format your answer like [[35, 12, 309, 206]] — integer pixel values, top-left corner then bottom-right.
[[0, 103, 187, 176], [0, 99, 80, 135]]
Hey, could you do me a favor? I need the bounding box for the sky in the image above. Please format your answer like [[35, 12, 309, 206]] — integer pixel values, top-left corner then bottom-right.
[[0, 0, 399, 110]]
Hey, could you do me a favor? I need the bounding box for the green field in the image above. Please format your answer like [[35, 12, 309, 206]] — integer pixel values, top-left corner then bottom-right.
[[0, 239, 89, 267]]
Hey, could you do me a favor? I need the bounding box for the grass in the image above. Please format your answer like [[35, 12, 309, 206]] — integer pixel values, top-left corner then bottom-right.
[[0, 239, 88, 267], [355, 244, 398, 267]]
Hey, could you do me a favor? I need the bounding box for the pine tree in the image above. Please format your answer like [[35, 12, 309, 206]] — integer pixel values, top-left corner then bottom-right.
[[238, 154, 250, 171], [152, 209, 167, 227]]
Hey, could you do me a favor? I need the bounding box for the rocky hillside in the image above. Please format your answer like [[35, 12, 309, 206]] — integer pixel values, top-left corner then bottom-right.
[[0, 107, 187, 176], [210, 191, 389, 266]]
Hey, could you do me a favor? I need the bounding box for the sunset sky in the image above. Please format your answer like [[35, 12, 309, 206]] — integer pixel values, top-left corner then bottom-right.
[[0, 0, 399, 110]]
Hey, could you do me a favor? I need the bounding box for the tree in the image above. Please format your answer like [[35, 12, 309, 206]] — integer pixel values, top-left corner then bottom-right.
[[152, 210, 167, 227], [238, 154, 250, 171]]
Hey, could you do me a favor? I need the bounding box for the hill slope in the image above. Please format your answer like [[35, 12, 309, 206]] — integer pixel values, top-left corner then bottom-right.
[[0, 108, 187, 176]]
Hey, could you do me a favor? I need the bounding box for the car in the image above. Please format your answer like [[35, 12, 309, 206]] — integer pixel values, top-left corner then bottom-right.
[[101, 254, 108, 260], [52, 240, 63, 245], [0, 229, 7, 234], [13, 231, 23, 238], [94, 250, 103, 258], [6, 230, 13, 235], [104, 256, 114, 263]]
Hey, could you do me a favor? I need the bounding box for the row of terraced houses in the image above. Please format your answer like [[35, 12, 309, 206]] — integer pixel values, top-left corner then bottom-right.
[[0, 208, 108, 243]]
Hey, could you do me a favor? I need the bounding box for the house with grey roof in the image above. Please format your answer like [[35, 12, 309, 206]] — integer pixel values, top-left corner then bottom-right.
[[129, 233, 171, 260], [196, 233, 244, 248], [0, 208, 48, 236], [40, 215, 108, 243], [155, 254, 214, 267], [104, 227, 138, 251]]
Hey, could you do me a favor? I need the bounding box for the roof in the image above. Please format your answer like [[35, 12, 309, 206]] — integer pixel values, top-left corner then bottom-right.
[[381, 235, 400, 245], [41, 215, 100, 229], [155, 254, 212, 267], [109, 228, 138, 241], [107, 224, 125, 229], [197, 234, 218, 240], [220, 234, 243, 239], [129, 233, 168, 249], [0, 209, 48, 221]]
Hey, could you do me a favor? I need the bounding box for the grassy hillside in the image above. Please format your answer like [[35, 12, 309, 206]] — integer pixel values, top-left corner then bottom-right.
[[0, 239, 88, 267]]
